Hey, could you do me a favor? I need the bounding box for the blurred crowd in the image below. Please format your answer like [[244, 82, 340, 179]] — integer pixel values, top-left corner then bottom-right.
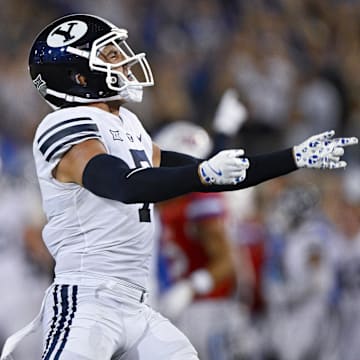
[[0, 0, 359, 359]]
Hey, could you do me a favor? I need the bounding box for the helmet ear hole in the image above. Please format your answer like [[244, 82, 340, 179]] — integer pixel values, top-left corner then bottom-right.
[[111, 77, 118, 85], [75, 74, 87, 87]]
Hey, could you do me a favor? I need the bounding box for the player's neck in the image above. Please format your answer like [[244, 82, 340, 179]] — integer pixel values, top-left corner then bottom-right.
[[88, 101, 124, 116]]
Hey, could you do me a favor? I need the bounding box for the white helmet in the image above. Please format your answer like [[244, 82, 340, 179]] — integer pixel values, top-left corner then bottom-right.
[[154, 121, 213, 158]]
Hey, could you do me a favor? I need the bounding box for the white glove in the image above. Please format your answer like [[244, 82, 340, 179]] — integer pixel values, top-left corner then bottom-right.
[[198, 149, 250, 185], [293, 130, 358, 169], [159, 280, 194, 320], [213, 88, 248, 136]]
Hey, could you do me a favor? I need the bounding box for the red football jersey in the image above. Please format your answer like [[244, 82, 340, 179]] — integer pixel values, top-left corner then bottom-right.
[[158, 192, 236, 299]]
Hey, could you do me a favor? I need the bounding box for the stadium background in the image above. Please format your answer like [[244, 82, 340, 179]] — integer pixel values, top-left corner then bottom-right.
[[0, 1, 359, 359]]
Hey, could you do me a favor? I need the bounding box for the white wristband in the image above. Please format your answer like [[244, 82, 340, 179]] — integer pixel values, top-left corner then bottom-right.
[[190, 269, 214, 295]]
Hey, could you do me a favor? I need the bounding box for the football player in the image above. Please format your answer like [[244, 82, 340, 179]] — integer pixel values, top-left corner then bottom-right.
[[1, 13, 357, 360], [327, 169, 360, 360], [0, 144, 51, 360], [263, 185, 336, 360], [154, 122, 254, 360]]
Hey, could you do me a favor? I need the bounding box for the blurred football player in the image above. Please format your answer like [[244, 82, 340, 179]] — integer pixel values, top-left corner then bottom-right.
[[154, 122, 255, 360], [0, 139, 52, 360], [1, 13, 357, 360], [328, 168, 360, 360], [263, 185, 336, 360]]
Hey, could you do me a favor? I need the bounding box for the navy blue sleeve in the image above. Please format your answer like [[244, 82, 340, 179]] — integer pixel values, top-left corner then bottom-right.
[[82, 149, 298, 203], [83, 154, 203, 203], [160, 150, 202, 166]]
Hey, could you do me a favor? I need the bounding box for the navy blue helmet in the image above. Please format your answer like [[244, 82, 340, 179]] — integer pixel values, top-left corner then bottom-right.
[[29, 14, 154, 109]]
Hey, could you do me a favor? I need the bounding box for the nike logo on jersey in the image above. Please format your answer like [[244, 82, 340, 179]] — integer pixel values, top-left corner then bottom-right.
[[110, 130, 124, 141]]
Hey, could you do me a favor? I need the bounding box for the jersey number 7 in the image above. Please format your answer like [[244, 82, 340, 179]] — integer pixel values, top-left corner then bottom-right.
[[130, 149, 152, 223]]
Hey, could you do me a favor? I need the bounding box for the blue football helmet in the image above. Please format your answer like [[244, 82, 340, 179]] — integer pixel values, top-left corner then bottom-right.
[[29, 14, 154, 109]]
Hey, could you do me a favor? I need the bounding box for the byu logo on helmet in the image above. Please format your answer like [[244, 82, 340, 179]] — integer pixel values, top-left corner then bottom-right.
[[47, 20, 88, 47]]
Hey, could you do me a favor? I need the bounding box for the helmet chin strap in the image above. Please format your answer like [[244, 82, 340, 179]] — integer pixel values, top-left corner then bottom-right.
[[106, 73, 144, 103], [119, 86, 143, 103]]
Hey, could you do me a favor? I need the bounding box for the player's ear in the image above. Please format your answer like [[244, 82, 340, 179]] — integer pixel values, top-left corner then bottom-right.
[[75, 73, 87, 87]]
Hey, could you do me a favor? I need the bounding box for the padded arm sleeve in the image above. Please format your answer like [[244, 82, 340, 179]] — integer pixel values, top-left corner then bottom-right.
[[82, 154, 204, 203], [207, 148, 297, 192], [160, 150, 202, 166], [82, 149, 297, 204], [246, 148, 297, 185]]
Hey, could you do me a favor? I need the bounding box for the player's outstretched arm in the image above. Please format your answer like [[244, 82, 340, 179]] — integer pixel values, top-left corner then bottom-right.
[[206, 130, 358, 192], [57, 131, 358, 204], [82, 149, 250, 203], [54, 137, 250, 203]]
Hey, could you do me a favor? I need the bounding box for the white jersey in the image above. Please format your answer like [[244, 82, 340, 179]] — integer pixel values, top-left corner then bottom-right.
[[33, 106, 154, 289]]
